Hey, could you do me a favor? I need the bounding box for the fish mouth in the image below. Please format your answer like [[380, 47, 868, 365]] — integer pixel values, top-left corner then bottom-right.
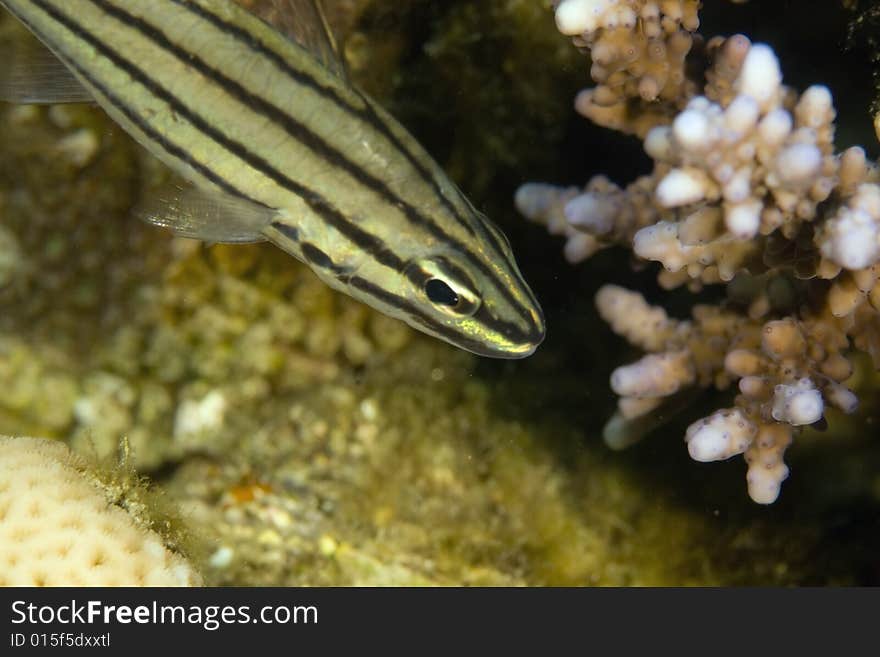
[[404, 298, 546, 359], [469, 303, 546, 360], [505, 310, 546, 358]]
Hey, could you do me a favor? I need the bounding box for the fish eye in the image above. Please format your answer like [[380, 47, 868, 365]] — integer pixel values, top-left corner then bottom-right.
[[406, 256, 480, 317], [421, 274, 479, 317], [425, 279, 460, 307]]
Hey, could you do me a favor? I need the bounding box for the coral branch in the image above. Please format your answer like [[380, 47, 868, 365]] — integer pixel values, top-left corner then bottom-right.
[[519, 2, 879, 503]]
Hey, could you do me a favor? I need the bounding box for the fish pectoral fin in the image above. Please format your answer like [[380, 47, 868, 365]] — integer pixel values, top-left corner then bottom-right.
[[253, 0, 348, 80], [0, 31, 93, 104], [135, 183, 275, 244]]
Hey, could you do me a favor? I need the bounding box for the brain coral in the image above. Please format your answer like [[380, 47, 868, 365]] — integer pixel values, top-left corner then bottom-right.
[[0, 436, 200, 586]]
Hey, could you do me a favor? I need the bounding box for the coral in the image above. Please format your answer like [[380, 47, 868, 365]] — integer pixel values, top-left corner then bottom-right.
[[517, 3, 880, 503], [554, 0, 702, 136], [0, 436, 200, 586], [595, 286, 860, 503]]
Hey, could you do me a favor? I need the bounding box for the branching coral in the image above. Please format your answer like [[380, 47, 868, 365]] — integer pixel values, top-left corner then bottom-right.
[[518, 1, 880, 503], [554, 0, 702, 136]]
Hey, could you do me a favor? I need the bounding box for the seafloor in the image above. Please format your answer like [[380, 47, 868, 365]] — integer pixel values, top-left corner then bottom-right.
[[1, 0, 878, 585]]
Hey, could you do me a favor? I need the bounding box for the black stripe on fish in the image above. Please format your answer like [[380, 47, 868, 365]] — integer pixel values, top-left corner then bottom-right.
[[169, 0, 479, 239]]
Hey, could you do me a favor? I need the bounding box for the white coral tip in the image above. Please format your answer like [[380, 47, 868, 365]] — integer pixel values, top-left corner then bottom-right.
[[775, 143, 822, 186], [685, 410, 754, 462], [644, 126, 674, 161], [724, 96, 760, 134], [725, 200, 762, 238], [758, 109, 793, 145], [564, 193, 615, 235], [821, 205, 880, 270], [555, 0, 610, 35], [797, 85, 833, 127], [672, 108, 711, 151], [656, 169, 707, 207], [826, 383, 858, 414], [736, 43, 782, 105], [771, 380, 823, 426], [747, 462, 789, 504], [514, 183, 558, 220]]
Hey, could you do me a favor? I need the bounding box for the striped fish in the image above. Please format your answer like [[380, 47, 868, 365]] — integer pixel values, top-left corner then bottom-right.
[[0, 0, 545, 358]]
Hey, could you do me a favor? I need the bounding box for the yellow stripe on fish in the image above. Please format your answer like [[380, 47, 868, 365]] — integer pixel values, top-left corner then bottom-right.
[[0, 0, 545, 357]]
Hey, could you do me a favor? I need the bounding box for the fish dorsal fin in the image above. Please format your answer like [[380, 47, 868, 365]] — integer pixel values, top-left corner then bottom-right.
[[250, 0, 347, 79], [0, 30, 93, 104], [136, 182, 275, 243]]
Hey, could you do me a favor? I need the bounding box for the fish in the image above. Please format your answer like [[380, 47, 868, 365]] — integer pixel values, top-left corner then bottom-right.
[[0, 0, 545, 358]]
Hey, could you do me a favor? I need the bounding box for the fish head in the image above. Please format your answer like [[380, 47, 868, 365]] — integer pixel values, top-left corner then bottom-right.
[[402, 249, 545, 358], [364, 211, 544, 359]]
